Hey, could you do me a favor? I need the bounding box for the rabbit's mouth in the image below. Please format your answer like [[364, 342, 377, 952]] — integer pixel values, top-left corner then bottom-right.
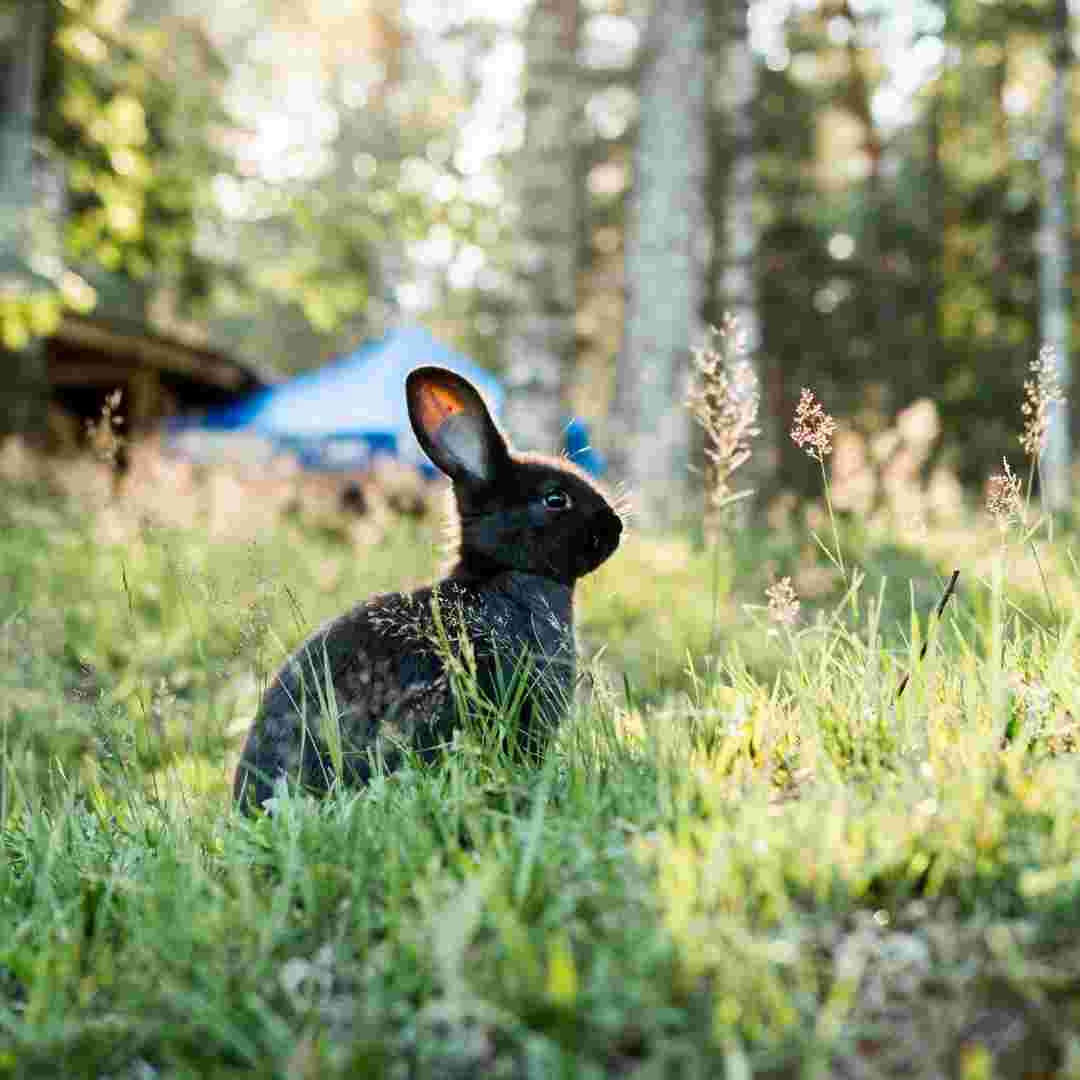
[[576, 511, 622, 575]]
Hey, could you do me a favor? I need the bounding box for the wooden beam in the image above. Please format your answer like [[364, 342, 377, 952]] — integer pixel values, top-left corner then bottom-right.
[[52, 315, 261, 391], [47, 359, 137, 387]]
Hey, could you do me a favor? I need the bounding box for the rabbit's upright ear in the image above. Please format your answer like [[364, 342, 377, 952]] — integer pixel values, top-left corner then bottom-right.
[[406, 366, 509, 488]]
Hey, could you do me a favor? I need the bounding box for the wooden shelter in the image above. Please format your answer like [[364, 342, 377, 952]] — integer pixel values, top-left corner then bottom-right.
[[42, 313, 270, 452]]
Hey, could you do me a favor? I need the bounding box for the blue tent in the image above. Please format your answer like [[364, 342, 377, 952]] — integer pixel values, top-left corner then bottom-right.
[[168, 326, 505, 474], [563, 416, 608, 478]]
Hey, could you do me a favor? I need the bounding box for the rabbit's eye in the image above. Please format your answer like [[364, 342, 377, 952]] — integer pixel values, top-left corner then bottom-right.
[[543, 489, 571, 511]]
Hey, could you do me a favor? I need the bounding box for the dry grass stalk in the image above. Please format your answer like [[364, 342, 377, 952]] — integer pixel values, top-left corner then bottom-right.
[[986, 458, 1024, 531], [85, 389, 126, 467], [686, 315, 760, 511], [1020, 344, 1064, 459]]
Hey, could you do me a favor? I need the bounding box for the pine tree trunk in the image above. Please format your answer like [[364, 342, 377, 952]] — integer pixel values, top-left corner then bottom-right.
[[714, 0, 766, 505], [838, 0, 892, 392], [615, 0, 708, 523], [501, 0, 580, 456], [0, 0, 48, 440], [925, 83, 943, 365], [1040, 0, 1071, 513]]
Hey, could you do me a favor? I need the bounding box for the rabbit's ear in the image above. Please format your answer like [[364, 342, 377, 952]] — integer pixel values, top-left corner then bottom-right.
[[406, 366, 509, 487]]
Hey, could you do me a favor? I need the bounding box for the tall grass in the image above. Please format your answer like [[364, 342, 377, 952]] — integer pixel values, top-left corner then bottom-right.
[[2, 416, 1080, 1074]]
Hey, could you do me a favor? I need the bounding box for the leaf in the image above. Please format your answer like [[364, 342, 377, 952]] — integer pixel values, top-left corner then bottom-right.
[[545, 933, 578, 1007]]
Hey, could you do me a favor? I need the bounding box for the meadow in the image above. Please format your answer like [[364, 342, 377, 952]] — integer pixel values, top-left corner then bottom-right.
[[3, 429, 1080, 1078]]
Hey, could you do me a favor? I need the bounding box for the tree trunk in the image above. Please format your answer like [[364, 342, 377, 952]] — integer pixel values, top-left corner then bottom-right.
[[925, 76, 943, 366], [836, 0, 894, 393], [0, 0, 49, 440], [1040, 0, 1071, 513], [615, 0, 708, 523], [501, 0, 581, 456], [714, 0, 766, 506]]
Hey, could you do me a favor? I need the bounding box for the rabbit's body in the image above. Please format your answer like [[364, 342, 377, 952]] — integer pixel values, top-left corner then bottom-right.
[[235, 571, 574, 807], [234, 367, 621, 810]]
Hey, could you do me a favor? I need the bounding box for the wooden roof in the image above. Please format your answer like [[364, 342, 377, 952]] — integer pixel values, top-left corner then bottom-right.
[[46, 314, 272, 413], [49, 314, 269, 392]]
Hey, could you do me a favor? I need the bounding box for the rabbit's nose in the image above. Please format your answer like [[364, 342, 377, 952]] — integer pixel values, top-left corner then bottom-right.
[[590, 511, 621, 553]]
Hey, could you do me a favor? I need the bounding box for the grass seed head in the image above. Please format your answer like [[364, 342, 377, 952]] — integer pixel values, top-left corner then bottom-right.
[[1020, 344, 1065, 459], [765, 576, 800, 628], [686, 315, 761, 508], [85, 388, 126, 467], [986, 458, 1024, 530], [791, 388, 836, 462]]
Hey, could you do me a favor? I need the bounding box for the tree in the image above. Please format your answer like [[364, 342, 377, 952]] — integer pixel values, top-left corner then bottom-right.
[[713, 0, 765, 505], [39, 4, 231, 314], [501, 0, 581, 454], [200, 0, 512, 375], [0, 0, 50, 438], [615, 0, 708, 522], [1040, 0, 1071, 512]]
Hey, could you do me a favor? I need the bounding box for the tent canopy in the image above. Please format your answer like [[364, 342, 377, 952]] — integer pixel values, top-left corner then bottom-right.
[[171, 325, 504, 472]]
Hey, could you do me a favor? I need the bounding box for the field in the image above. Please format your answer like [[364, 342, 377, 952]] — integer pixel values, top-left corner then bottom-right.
[[3, 447, 1080, 1078]]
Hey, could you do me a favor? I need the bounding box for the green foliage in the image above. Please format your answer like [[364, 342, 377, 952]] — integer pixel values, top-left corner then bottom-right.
[[746, 0, 1071, 492], [13, 1, 402, 363], [0, 287, 64, 353], [36, 0, 229, 304]]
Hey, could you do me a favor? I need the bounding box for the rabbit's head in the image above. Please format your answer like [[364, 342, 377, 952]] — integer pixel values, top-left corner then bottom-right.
[[407, 366, 622, 585]]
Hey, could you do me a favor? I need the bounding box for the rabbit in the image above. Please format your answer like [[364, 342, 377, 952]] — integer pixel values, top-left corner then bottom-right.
[[233, 365, 623, 811]]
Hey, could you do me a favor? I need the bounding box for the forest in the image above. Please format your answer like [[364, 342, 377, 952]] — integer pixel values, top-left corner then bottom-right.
[[2, 0, 1075, 517], [5, 1, 1080, 1076]]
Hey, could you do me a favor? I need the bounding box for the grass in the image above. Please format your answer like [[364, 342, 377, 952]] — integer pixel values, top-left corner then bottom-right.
[[4, 465, 1080, 1077]]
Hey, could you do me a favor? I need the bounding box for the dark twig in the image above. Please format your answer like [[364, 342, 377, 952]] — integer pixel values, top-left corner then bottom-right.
[[896, 569, 960, 700]]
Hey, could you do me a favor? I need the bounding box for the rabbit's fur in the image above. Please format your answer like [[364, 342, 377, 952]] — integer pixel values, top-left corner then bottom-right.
[[234, 366, 622, 810]]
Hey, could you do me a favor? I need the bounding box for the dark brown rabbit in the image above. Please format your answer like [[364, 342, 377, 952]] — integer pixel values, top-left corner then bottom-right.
[[233, 366, 622, 810]]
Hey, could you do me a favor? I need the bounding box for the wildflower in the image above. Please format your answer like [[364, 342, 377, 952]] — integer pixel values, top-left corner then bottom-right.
[[791, 388, 836, 461], [986, 458, 1023, 530], [687, 316, 760, 507], [765, 576, 800, 628]]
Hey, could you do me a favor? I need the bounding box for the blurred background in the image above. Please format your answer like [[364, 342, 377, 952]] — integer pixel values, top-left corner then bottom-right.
[[0, 0, 1075, 526]]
